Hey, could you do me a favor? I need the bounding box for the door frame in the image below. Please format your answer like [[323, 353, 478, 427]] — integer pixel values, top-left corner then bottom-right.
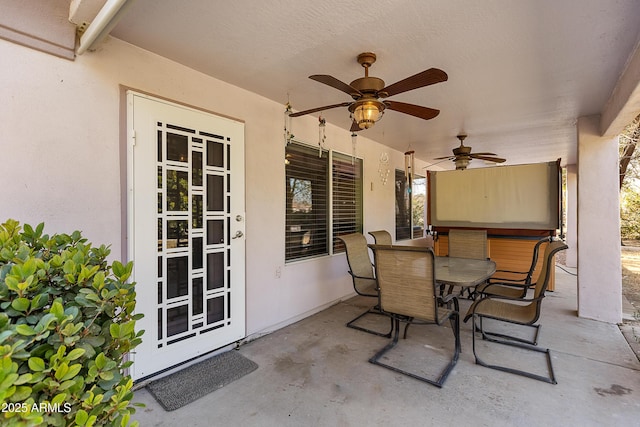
[[125, 90, 246, 380]]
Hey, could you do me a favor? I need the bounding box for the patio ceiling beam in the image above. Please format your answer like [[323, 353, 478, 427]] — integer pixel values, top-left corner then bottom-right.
[[76, 0, 135, 55], [601, 40, 640, 137]]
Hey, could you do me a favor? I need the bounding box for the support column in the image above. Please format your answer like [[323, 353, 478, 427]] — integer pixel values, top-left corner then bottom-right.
[[564, 164, 577, 268], [577, 115, 621, 323]]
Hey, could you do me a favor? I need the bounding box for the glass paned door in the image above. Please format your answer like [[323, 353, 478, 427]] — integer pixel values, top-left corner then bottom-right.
[[128, 92, 245, 380]]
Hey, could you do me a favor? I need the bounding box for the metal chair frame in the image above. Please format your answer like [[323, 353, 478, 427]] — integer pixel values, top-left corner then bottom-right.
[[479, 236, 552, 299], [368, 230, 393, 245], [466, 240, 568, 384], [368, 245, 461, 388], [338, 234, 393, 338]]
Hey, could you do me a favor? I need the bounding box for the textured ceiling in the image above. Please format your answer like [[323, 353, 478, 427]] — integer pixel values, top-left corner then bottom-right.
[[110, 0, 640, 169]]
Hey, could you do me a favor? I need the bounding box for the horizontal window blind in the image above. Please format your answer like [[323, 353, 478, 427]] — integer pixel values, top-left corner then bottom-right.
[[395, 169, 411, 241], [285, 143, 329, 261], [332, 153, 363, 253]]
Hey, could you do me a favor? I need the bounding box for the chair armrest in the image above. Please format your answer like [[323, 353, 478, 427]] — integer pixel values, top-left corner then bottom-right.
[[495, 269, 527, 275], [490, 270, 528, 283], [476, 292, 544, 305], [347, 270, 375, 281], [484, 281, 530, 289], [463, 292, 545, 323]]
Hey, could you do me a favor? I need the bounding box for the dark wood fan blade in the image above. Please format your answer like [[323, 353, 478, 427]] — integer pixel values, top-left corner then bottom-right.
[[380, 68, 448, 98], [433, 155, 455, 160], [469, 152, 497, 156], [289, 102, 352, 117], [471, 155, 506, 163], [384, 100, 440, 120], [309, 75, 362, 97]]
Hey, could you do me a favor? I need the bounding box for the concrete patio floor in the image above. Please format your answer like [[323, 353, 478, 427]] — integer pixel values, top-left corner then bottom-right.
[[133, 265, 640, 426]]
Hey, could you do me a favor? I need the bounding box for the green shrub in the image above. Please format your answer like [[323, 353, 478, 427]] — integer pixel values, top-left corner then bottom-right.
[[0, 219, 143, 426]]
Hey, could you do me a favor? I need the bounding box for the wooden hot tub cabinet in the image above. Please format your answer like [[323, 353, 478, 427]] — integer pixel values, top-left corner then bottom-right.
[[432, 229, 557, 291]]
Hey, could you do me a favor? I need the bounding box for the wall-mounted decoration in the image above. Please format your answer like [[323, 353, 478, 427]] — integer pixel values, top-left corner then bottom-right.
[[404, 150, 415, 182], [351, 132, 358, 164], [378, 152, 390, 185], [318, 115, 326, 157], [284, 101, 294, 145]]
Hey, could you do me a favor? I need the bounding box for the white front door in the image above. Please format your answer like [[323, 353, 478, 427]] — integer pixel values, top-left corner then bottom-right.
[[127, 92, 245, 380]]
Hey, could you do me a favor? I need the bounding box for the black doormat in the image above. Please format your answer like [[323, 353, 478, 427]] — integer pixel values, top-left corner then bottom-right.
[[146, 351, 258, 411]]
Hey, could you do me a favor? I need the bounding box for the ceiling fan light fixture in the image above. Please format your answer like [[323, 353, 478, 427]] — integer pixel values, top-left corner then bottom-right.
[[350, 99, 384, 129], [455, 158, 470, 170]]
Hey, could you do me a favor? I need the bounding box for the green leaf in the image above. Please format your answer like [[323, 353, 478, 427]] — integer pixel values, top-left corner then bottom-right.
[[0, 373, 18, 389], [17, 258, 37, 279], [58, 379, 77, 390], [86, 415, 98, 427], [95, 353, 107, 370], [30, 293, 49, 310], [51, 392, 67, 405], [92, 271, 105, 290], [109, 324, 120, 339], [60, 363, 81, 381], [92, 393, 104, 405], [120, 413, 131, 427], [50, 300, 64, 319], [0, 330, 15, 344], [14, 373, 32, 385], [0, 313, 9, 328], [98, 370, 114, 381], [75, 409, 88, 426], [54, 363, 69, 381], [11, 385, 32, 401], [66, 348, 85, 361], [11, 298, 30, 312], [63, 259, 76, 275], [112, 261, 125, 277], [120, 321, 135, 338], [34, 313, 57, 333], [5, 276, 19, 292], [15, 324, 36, 336]]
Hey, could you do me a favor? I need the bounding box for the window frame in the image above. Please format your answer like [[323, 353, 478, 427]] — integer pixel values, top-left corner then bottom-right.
[[395, 169, 426, 241], [285, 141, 364, 262]]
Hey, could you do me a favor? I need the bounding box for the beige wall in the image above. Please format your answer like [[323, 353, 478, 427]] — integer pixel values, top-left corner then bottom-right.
[[0, 36, 428, 336], [577, 116, 622, 323]]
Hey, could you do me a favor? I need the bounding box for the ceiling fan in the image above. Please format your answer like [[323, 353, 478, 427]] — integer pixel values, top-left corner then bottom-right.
[[434, 134, 506, 170], [289, 52, 447, 131]]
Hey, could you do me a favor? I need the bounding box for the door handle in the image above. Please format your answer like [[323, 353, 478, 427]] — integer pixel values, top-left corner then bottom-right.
[[232, 231, 244, 239]]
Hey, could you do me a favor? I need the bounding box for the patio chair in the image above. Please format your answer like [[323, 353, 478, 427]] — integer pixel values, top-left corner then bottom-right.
[[368, 230, 392, 245], [446, 229, 488, 298], [476, 236, 552, 299], [448, 229, 487, 260], [368, 244, 461, 387], [464, 239, 568, 384], [337, 233, 393, 338]]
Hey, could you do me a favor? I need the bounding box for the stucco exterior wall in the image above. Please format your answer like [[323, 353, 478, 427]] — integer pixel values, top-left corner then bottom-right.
[[577, 116, 622, 323], [0, 36, 428, 337]]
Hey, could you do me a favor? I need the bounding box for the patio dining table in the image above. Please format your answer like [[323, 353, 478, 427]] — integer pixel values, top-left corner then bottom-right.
[[434, 256, 497, 289]]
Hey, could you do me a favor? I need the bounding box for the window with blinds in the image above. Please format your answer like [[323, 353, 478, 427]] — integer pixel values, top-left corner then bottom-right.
[[395, 169, 411, 240], [395, 170, 425, 241], [332, 152, 363, 253], [285, 143, 363, 261]]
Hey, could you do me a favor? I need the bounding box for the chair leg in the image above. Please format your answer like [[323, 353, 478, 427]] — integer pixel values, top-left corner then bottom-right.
[[474, 316, 541, 346], [472, 313, 556, 384], [369, 314, 460, 388], [346, 304, 393, 338]]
